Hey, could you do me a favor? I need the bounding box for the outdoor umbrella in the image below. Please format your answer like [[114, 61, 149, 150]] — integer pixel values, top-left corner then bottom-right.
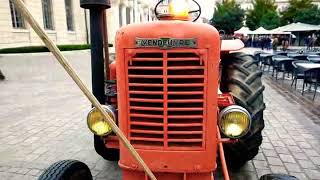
[[234, 27, 252, 35], [250, 27, 271, 34], [277, 22, 320, 32], [269, 27, 291, 34]]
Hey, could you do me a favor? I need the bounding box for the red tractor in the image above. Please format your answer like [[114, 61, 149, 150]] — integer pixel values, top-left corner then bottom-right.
[[38, 0, 296, 180]]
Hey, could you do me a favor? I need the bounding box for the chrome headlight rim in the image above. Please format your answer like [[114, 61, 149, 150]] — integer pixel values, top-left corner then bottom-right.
[[218, 105, 252, 139], [87, 105, 116, 136]]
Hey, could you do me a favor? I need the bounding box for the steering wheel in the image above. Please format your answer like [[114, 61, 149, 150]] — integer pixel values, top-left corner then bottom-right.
[[154, 0, 202, 22]]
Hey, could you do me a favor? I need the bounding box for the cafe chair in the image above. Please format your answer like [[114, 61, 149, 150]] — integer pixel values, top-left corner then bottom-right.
[[301, 68, 320, 100], [261, 55, 273, 72], [291, 61, 311, 89], [273, 59, 295, 80]]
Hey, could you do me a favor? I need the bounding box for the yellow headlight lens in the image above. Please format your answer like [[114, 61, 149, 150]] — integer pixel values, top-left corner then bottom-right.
[[169, 0, 189, 18], [87, 105, 116, 136], [219, 105, 251, 138]]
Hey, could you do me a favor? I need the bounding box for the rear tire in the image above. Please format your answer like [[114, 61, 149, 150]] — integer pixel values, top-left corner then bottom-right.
[[94, 135, 119, 161], [38, 160, 92, 180], [220, 52, 266, 168]]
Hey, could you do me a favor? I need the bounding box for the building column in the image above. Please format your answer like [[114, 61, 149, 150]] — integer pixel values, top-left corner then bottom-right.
[[138, 4, 143, 22], [106, 0, 121, 52], [120, 4, 127, 26], [129, 1, 134, 24], [134, 0, 139, 23], [148, 7, 152, 21]]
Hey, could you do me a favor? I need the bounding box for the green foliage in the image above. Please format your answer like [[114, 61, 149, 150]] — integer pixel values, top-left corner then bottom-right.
[[0, 44, 113, 54], [280, 0, 314, 24], [259, 11, 281, 30], [295, 6, 320, 25], [246, 0, 280, 30], [210, 0, 245, 34]]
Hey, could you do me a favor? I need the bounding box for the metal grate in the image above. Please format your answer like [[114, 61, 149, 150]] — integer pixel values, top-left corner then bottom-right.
[[127, 51, 206, 150]]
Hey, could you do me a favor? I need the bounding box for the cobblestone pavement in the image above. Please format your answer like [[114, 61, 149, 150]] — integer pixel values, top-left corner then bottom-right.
[[0, 51, 320, 180]]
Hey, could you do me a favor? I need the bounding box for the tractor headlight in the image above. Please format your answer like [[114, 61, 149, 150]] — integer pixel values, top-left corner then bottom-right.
[[87, 105, 116, 136], [219, 105, 251, 139]]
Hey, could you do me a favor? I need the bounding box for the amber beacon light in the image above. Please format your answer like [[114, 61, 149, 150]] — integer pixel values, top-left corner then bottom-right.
[[169, 0, 189, 19]]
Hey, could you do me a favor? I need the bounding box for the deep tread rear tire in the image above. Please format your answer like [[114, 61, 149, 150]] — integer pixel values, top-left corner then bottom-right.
[[38, 160, 92, 180], [221, 52, 265, 168], [259, 174, 298, 180], [94, 135, 119, 161]]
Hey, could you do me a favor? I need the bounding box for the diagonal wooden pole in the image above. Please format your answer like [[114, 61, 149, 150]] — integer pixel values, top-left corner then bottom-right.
[[11, 0, 157, 180]]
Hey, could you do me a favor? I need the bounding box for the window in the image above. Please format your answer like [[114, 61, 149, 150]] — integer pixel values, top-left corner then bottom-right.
[[9, 0, 25, 29], [126, 7, 130, 24], [42, 0, 54, 30], [65, 0, 74, 31]]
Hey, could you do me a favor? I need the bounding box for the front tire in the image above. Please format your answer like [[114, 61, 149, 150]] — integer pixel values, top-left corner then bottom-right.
[[220, 52, 266, 168], [94, 135, 119, 161], [38, 160, 92, 180], [260, 174, 298, 180]]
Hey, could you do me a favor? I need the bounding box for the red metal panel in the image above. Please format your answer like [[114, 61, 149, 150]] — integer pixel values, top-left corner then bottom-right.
[[115, 20, 220, 178], [125, 49, 207, 151]]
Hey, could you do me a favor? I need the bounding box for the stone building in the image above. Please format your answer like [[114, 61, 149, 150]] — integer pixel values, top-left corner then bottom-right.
[[0, 0, 154, 49], [0, 0, 87, 48]]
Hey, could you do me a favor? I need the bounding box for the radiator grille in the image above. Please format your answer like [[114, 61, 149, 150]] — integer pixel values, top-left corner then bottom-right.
[[127, 51, 206, 150]]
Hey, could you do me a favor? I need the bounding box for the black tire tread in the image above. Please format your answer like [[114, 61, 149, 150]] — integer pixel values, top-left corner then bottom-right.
[[38, 160, 92, 180], [221, 52, 265, 168], [259, 174, 298, 180]]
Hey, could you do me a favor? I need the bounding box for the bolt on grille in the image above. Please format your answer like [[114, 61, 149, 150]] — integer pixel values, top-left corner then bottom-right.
[[127, 51, 206, 150]]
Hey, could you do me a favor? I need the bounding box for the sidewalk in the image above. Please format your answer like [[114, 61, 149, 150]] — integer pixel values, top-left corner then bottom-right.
[[0, 52, 320, 179]]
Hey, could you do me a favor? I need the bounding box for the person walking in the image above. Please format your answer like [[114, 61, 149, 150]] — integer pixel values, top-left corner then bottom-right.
[[307, 35, 312, 50], [272, 37, 278, 51], [260, 36, 265, 50], [312, 34, 317, 50], [266, 36, 271, 50]]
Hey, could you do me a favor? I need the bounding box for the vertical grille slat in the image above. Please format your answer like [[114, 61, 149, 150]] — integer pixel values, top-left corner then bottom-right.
[[127, 51, 206, 150]]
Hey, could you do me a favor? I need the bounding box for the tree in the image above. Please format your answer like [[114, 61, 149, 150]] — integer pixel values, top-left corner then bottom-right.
[[280, 0, 313, 24], [281, 0, 320, 25], [294, 6, 320, 25], [259, 11, 281, 30], [246, 0, 280, 30], [210, 0, 245, 34]]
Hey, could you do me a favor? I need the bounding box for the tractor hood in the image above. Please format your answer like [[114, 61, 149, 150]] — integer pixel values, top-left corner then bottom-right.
[[115, 20, 220, 52]]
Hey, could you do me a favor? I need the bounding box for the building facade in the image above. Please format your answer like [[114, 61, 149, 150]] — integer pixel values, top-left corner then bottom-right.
[[0, 0, 154, 49], [0, 0, 88, 48]]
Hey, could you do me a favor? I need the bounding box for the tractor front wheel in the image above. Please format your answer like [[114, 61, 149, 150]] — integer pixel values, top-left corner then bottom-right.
[[38, 160, 92, 180], [94, 135, 119, 161], [259, 174, 298, 180], [220, 52, 266, 168]]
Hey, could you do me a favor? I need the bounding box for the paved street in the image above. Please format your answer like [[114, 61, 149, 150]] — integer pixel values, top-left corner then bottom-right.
[[0, 51, 320, 180]]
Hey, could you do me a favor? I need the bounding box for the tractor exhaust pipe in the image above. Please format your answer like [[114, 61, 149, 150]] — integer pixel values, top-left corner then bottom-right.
[[80, 0, 110, 104]]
